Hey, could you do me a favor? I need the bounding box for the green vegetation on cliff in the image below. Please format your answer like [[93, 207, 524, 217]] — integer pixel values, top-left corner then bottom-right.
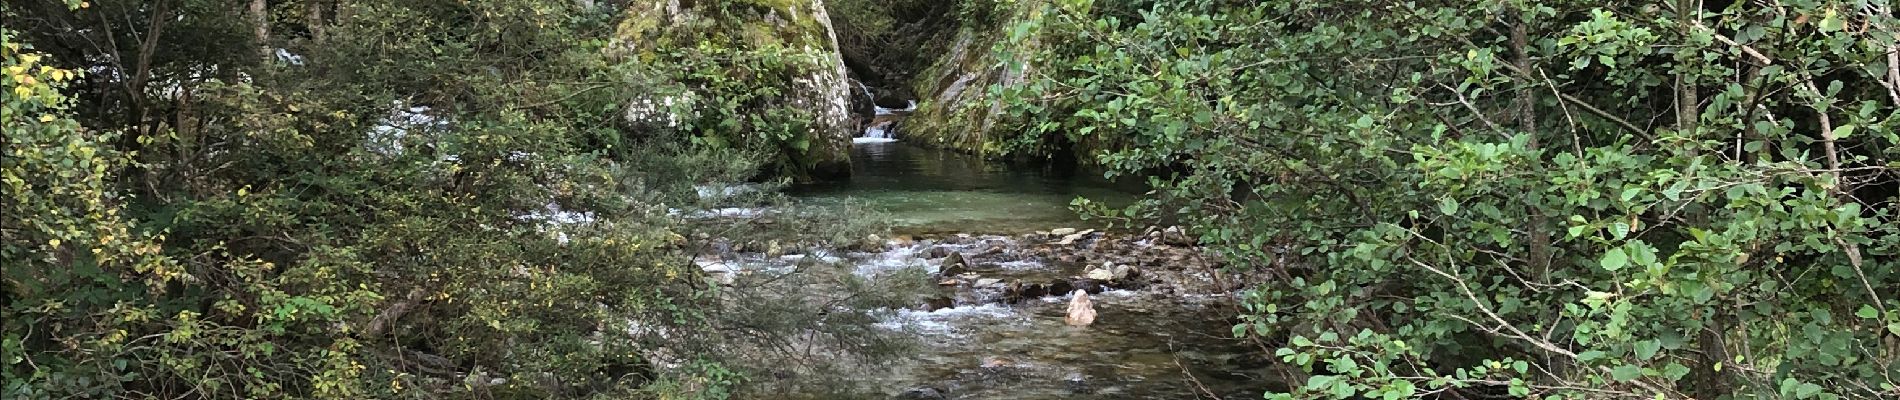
[[613, 0, 857, 180]]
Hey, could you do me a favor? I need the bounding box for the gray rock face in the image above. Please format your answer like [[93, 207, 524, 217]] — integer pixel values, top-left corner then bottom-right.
[[900, 2, 1043, 153], [610, 0, 855, 180]]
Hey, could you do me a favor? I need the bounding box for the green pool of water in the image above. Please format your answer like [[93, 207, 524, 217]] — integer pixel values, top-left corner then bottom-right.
[[793, 142, 1139, 234]]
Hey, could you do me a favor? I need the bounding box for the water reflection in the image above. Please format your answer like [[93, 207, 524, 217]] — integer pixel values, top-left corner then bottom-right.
[[794, 143, 1138, 234]]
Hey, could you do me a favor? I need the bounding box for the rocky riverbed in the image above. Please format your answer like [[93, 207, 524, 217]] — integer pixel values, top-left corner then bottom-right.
[[699, 226, 1290, 399]]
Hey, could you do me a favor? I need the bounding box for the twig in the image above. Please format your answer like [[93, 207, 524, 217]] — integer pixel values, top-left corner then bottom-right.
[[1169, 340, 1224, 400]]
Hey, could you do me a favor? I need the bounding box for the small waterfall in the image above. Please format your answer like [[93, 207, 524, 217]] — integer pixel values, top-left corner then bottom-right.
[[853, 82, 906, 144], [861, 121, 895, 140], [855, 80, 876, 102], [874, 100, 917, 116], [854, 120, 898, 143]]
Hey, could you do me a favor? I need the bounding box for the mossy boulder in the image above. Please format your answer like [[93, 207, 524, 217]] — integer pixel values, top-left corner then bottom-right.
[[611, 0, 855, 180], [902, 2, 1040, 155]]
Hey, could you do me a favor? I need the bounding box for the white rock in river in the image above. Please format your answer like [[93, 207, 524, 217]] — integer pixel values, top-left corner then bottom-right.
[[1049, 228, 1077, 236], [1065, 290, 1096, 326]]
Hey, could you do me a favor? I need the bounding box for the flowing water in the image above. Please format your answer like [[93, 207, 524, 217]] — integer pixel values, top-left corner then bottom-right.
[[786, 143, 1284, 399]]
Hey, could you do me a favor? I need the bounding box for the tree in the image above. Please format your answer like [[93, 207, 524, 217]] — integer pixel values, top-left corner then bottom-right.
[[989, 0, 1898, 398], [4, 1, 913, 398]]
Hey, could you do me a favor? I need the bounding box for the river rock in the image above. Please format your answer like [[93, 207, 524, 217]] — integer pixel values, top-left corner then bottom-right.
[[974, 278, 1004, 288], [1049, 228, 1077, 236], [978, 245, 1005, 257], [939, 252, 968, 276], [927, 246, 951, 258], [1013, 281, 1046, 299], [922, 297, 955, 311], [1065, 290, 1096, 326], [1055, 229, 1095, 246], [896, 387, 947, 400], [1045, 279, 1075, 296], [1112, 263, 1140, 281], [1064, 372, 1092, 394], [1162, 226, 1195, 246], [1084, 262, 1138, 283], [1071, 279, 1107, 294]]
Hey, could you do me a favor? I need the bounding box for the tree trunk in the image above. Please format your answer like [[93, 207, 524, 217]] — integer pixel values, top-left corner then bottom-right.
[[251, 0, 270, 60], [1676, 0, 1701, 138], [1510, 8, 1552, 275], [306, 1, 326, 41]]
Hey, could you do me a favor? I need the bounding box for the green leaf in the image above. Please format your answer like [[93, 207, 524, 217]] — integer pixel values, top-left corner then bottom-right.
[[1856, 305, 1879, 319], [1662, 363, 1692, 380], [1818, 9, 1844, 32], [1601, 248, 1629, 271], [1833, 124, 1855, 139], [1439, 197, 1459, 216], [1635, 339, 1661, 359], [1794, 382, 1825, 398], [1291, 335, 1314, 347], [1305, 374, 1339, 391], [1610, 364, 1641, 381]]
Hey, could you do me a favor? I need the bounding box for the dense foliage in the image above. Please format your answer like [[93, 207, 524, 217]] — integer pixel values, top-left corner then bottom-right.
[[3, 1, 908, 398], [612, 0, 858, 180], [987, 0, 1899, 398]]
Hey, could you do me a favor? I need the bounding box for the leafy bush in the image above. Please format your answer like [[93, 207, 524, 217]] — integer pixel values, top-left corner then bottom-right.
[[989, 0, 1898, 398], [4, 1, 907, 398]]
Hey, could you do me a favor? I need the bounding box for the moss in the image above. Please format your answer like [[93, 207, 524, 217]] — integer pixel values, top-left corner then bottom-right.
[[902, 2, 1031, 156], [610, 0, 854, 181]]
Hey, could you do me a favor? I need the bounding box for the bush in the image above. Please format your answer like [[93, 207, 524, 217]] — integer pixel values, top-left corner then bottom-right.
[[989, 0, 1899, 398]]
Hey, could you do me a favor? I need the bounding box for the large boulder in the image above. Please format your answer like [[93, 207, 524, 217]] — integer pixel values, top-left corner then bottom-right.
[[611, 0, 855, 180], [901, 2, 1041, 154]]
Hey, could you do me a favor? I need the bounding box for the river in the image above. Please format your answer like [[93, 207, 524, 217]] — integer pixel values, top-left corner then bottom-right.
[[781, 142, 1283, 399], [793, 142, 1138, 234]]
